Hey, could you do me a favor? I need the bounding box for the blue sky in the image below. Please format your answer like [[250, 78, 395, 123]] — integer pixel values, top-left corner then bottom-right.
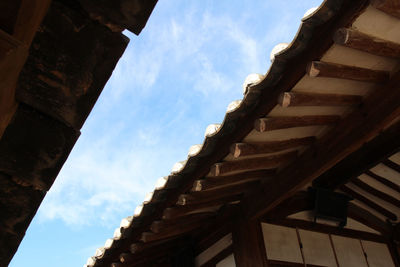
[[10, 1, 322, 266]]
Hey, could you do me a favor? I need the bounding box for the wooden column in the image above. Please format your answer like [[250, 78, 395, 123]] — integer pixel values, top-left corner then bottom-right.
[[232, 219, 268, 267]]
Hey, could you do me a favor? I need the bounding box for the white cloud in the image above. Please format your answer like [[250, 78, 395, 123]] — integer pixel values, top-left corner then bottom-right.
[[37, 2, 306, 228]]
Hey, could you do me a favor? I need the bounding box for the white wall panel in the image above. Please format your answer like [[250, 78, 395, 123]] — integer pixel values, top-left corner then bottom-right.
[[261, 223, 303, 263]]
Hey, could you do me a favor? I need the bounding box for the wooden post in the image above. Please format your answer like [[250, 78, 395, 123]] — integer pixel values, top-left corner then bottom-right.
[[232, 219, 268, 267]]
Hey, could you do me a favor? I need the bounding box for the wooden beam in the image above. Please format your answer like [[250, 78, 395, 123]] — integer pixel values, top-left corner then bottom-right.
[[278, 92, 362, 108], [12, 0, 52, 45], [231, 137, 315, 158], [255, 116, 339, 132], [162, 200, 232, 220], [340, 185, 397, 220], [383, 159, 400, 173], [0, 0, 51, 139], [371, 0, 400, 19], [210, 150, 297, 177], [179, 180, 259, 206], [16, 2, 129, 130], [194, 204, 238, 255], [243, 67, 400, 220], [193, 170, 275, 191], [0, 104, 79, 190], [313, 120, 400, 189], [262, 191, 314, 221], [365, 170, 400, 194], [0, 30, 25, 139], [150, 214, 213, 234], [202, 245, 233, 267], [351, 178, 400, 207], [347, 202, 392, 237], [77, 0, 158, 34], [334, 28, 400, 58], [141, 221, 206, 243], [307, 61, 390, 83], [232, 219, 268, 267]]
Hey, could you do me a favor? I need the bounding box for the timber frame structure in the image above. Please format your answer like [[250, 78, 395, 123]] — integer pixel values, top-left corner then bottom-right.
[[0, 0, 157, 266], [88, 0, 400, 266]]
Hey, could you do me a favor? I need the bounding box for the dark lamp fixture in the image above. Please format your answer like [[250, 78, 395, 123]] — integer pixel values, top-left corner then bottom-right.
[[310, 187, 352, 228]]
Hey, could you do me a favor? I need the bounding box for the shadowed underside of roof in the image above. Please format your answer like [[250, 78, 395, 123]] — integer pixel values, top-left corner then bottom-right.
[[89, 0, 400, 266], [0, 0, 157, 266]]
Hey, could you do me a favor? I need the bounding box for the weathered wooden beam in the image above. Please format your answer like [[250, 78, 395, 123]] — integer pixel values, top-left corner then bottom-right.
[[179, 180, 259, 206], [232, 219, 268, 267], [141, 221, 203, 243], [119, 253, 136, 264], [163, 196, 239, 220], [78, 0, 158, 34], [12, 0, 52, 45], [263, 191, 391, 241], [334, 28, 400, 58], [243, 67, 400, 220], [348, 202, 392, 237], [0, 172, 46, 267], [0, 104, 79, 190], [307, 61, 390, 83], [313, 120, 400, 189], [0, 29, 26, 139], [365, 170, 400, 194], [201, 245, 233, 267], [16, 1, 129, 130], [255, 116, 339, 132], [0, 0, 22, 35], [371, 0, 400, 19], [351, 178, 400, 207], [210, 150, 297, 177], [231, 137, 315, 158], [278, 92, 362, 108], [262, 191, 314, 221], [340, 185, 397, 220], [150, 214, 213, 234], [0, 0, 51, 139], [383, 159, 400, 173], [193, 170, 276, 191]]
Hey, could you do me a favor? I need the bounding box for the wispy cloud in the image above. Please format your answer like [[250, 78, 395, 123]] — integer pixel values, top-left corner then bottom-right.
[[37, 0, 314, 227]]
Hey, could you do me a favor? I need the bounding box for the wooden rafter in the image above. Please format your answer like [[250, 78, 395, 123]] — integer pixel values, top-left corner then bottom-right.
[[193, 169, 275, 191], [243, 67, 400, 220], [313, 120, 400, 189], [382, 159, 400, 173], [230, 137, 315, 157], [179, 180, 259, 206], [150, 213, 214, 234], [264, 191, 392, 238], [278, 92, 363, 108], [163, 203, 224, 220], [371, 0, 400, 19], [255, 116, 339, 132], [351, 178, 400, 207], [365, 170, 400, 194], [141, 220, 206, 243], [348, 202, 392, 237], [334, 28, 400, 58], [307, 61, 389, 83], [340, 185, 397, 221], [210, 150, 297, 177]]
